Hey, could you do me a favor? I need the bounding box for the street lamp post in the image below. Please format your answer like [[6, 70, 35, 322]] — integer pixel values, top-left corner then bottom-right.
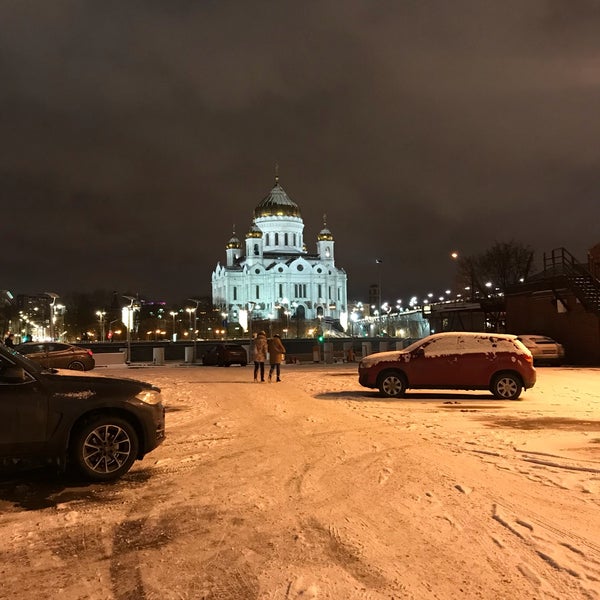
[[96, 310, 106, 341], [291, 301, 298, 338], [221, 311, 228, 339], [188, 299, 202, 362], [44, 292, 59, 341], [375, 259, 383, 312], [170, 311, 178, 341], [108, 318, 120, 342], [451, 250, 476, 301], [123, 295, 137, 363], [186, 308, 194, 334], [247, 301, 255, 339]]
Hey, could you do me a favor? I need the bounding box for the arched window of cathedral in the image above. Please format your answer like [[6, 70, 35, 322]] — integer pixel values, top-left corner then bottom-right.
[[254, 244, 259, 256], [293, 234, 297, 246], [266, 233, 270, 246], [285, 233, 289, 245], [275, 233, 279, 245], [325, 247, 330, 258]]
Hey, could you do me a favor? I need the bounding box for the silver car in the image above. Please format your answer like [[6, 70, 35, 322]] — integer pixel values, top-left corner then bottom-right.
[[517, 335, 565, 366]]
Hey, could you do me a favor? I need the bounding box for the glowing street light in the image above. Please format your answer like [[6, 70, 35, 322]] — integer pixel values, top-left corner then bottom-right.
[[221, 311, 228, 339], [188, 298, 202, 362], [96, 310, 106, 340], [170, 311, 178, 341], [187, 299, 201, 340], [44, 292, 59, 341], [123, 295, 138, 363], [185, 307, 194, 333]]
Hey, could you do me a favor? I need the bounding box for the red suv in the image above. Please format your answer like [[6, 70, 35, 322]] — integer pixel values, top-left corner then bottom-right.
[[358, 332, 536, 400]]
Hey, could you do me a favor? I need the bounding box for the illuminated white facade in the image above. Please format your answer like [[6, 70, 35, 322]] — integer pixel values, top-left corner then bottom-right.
[[212, 177, 348, 331]]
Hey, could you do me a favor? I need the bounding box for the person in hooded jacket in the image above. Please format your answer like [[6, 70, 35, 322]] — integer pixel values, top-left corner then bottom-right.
[[252, 330, 268, 382], [267, 334, 286, 382]]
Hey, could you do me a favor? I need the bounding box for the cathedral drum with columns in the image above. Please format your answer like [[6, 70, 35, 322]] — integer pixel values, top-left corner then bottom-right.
[[211, 177, 348, 336]]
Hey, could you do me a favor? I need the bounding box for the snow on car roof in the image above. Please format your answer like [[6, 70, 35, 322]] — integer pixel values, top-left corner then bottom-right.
[[361, 332, 526, 366]]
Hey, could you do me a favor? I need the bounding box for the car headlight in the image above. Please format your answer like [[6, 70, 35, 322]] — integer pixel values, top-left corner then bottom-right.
[[136, 389, 163, 405]]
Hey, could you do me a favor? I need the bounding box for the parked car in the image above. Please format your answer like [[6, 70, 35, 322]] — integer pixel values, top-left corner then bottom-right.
[[358, 332, 536, 400], [202, 344, 248, 367], [0, 344, 165, 481], [14, 341, 95, 371], [516, 335, 565, 366]]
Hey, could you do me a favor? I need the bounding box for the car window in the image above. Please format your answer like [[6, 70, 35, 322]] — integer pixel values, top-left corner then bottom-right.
[[518, 336, 556, 345], [22, 343, 46, 354], [421, 336, 458, 357], [47, 343, 68, 352], [455, 335, 521, 354], [489, 336, 524, 352]]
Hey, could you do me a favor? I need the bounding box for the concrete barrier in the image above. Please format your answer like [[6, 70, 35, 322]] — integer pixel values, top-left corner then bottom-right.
[[94, 352, 127, 368], [153, 347, 165, 365], [184, 346, 195, 363]]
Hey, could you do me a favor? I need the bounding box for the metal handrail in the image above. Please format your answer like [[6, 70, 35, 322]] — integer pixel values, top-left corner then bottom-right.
[[542, 247, 600, 313]]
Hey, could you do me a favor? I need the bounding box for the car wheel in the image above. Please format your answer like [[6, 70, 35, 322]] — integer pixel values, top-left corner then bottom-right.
[[71, 416, 139, 481], [491, 373, 523, 400], [68, 360, 86, 371], [378, 371, 407, 398]]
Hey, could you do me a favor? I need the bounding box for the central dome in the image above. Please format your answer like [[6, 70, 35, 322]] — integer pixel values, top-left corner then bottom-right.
[[254, 180, 301, 218]]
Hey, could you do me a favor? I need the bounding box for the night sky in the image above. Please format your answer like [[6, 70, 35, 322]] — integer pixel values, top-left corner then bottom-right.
[[2, 1, 599, 306]]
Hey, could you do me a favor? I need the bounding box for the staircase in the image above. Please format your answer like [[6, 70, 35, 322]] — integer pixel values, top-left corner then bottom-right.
[[543, 248, 600, 314]]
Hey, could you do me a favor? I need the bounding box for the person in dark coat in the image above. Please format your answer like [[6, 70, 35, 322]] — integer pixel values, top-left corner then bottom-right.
[[267, 334, 286, 382], [252, 330, 268, 382], [3, 333, 15, 348]]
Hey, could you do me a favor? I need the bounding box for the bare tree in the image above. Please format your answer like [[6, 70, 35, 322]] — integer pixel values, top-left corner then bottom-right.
[[457, 241, 535, 298]]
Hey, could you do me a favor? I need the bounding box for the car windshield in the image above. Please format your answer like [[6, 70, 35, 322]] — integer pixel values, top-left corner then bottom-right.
[[402, 338, 428, 353]]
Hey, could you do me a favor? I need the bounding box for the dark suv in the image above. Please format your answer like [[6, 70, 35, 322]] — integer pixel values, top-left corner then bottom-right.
[[0, 344, 165, 481], [202, 344, 248, 367]]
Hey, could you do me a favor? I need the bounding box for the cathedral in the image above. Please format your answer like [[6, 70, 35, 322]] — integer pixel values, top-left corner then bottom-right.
[[212, 176, 348, 335]]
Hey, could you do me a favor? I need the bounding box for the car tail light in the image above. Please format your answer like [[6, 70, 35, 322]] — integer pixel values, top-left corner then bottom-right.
[[87, 349, 93, 356]]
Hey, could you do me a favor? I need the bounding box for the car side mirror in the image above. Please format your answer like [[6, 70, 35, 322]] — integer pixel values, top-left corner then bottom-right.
[[0, 366, 27, 383]]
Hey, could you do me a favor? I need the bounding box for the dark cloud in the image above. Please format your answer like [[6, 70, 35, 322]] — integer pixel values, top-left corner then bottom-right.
[[1, 0, 599, 305]]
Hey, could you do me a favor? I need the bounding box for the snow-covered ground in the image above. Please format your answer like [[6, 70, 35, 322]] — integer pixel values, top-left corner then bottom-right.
[[1, 363, 599, 599]]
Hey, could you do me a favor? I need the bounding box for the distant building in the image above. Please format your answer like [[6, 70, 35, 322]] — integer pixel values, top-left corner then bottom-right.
[[15, 294, 64, 341], [212, 176, 348, 335]]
